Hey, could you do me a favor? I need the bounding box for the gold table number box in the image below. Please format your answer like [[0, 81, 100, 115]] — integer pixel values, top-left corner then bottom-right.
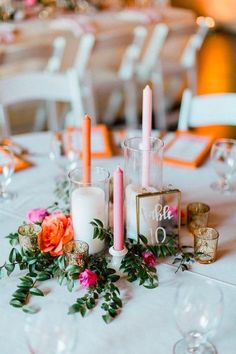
[[135, 188, 181, 246]]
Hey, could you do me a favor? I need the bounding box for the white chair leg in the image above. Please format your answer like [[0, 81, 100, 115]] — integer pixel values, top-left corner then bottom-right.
[[104, 89, 123, 124], [82, 74, 97, 123], [47, 101, 59, 131], [187, 65, 198, 94], [123, 79, 138, 128], [33, 104, 47, 132], [0, 106, 10, 137], [152, 70, 166, 130]]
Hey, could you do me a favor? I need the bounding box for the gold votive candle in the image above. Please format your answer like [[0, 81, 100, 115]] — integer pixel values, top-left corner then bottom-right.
[[18, 224, 42, 251], [194, 227, 219, 264], [187, 202, 210, 233], [64, 240, 89, 269]]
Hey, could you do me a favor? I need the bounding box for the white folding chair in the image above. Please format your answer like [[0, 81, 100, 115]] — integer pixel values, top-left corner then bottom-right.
[[136, 23, 169, 129], [0, 69, 84, 136], [73, 33, 96, 122], [152, 17, 209, 130], [33, 36, 67, 131], [178, 89, 236, 131], [87, 26, 147, 127]]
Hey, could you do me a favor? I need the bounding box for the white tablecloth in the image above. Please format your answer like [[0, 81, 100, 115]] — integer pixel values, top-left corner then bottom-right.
[[0, 132, 236, 354]]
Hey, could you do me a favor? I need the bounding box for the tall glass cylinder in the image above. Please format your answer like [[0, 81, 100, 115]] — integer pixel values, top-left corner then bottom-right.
[[68, 166, 110, 254], [123, 136, 164, 240]]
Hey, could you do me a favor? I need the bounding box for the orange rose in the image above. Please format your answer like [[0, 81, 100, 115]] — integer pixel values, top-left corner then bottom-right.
[[38, 212, 73, 257]]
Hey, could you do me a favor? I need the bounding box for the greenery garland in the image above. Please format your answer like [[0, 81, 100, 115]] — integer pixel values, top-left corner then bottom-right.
[[0, 179, 198, 323]]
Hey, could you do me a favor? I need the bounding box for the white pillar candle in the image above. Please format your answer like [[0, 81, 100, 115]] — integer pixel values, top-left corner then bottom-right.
[[71, 186, 106, 254], [125, 184, 160, 245]]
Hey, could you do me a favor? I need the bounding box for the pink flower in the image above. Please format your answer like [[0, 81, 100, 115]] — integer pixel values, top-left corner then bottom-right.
[[79, 269, 97, 288], [27, 208, 49, 224], [142, 251, 157, 267], [169, 206, 186, 225], [23, 0, 37, 7]]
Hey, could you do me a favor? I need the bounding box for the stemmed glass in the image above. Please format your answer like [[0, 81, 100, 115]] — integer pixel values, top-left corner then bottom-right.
[[173, 279, 223, 354], [210, 139, 236, 193], [49, 131, 81, 174], [24, 301, 77, 354], [0, 145, 15, 201]]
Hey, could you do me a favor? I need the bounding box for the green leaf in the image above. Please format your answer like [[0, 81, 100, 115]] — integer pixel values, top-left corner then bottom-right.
[[102, 314, 112, 324], [93, 219, 104, 228], [5, 263, 15, 276], [67, 279, 74, 292], [108, 275, 120, 283], [22, 305, 39, 314], [29, 288, 44, 297], [10, 299, 23, 308], [58, 256, 65, 270], [36, 272, 51, 281], [9, 248, 17, 263], [65, 265, 80, 274], [80, 306, 86, 317], [68, 304, 81, 314], [139, 234, 148, 245]]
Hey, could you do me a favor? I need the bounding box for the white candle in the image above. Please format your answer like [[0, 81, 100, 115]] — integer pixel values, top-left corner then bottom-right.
[[125, 183, 160, 245], [71, 186, 106, 254]]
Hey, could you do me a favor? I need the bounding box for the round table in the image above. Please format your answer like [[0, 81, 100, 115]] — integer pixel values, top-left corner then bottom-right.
[[0, 132, 236, 354]]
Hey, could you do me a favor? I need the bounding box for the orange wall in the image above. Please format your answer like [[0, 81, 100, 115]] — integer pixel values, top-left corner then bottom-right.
[[171, 0, 236, 25]]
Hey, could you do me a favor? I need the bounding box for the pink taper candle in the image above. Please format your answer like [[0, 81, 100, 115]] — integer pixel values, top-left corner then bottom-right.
[[142, 85, 152, 188], [113, 166, 124, 251]]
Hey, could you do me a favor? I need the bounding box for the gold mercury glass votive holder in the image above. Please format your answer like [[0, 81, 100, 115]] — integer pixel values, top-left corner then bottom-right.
[[194, 227, 219, 264], [64, 240, 89, 269], [187, 202, 210, 234], [18, 224, 42, 251]]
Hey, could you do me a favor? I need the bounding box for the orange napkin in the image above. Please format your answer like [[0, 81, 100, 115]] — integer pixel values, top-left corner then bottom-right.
[[0, 139, 33, 172]]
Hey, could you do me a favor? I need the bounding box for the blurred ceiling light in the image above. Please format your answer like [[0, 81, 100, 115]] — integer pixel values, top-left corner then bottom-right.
[[197, 16, 215, 28]]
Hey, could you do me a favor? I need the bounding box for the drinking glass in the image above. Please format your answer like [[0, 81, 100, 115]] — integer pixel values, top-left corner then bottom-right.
[[24, 301, 77, 354], [49, 131, 81, 174], [173, 279, 223, 354], [187, 202, 210, 234], [0, 145, 15, 201], [210, 139, 236, 193]]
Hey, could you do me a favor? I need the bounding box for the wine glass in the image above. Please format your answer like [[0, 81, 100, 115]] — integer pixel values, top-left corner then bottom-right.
[[0, 145, 15, 201], [210, 139, 236, 193], [49, 131, 81, 174], [24, 301, 77, 354], [173, 279, 223, 354]]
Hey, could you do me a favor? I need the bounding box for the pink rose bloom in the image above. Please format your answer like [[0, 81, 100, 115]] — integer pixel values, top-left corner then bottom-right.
[[142, 251, 157, 267], [79, 269, 97, 288], [23, 0, 37, 7], [27, 208, 49, 224]]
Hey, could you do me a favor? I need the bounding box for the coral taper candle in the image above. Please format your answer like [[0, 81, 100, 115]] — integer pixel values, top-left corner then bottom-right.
[[113, 166, 124, 251], [142, 85, 152, 188], [82, 115, 91, 184]]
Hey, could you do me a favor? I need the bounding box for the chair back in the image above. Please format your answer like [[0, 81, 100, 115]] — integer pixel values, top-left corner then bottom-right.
[[0, 69, 84, 134], [181, 18, 209, 68], [178, 89, 236, 136], [138, 23, 168, 80]]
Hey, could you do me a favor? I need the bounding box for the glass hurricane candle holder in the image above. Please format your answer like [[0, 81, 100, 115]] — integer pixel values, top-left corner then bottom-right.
[[194, 227, 219, 264], [18, 224, 42, 251], [123, 136, 164, 240], [187, 202, 210, 234], [64, 240, 89, 270], [69, 166, 110, 255]]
